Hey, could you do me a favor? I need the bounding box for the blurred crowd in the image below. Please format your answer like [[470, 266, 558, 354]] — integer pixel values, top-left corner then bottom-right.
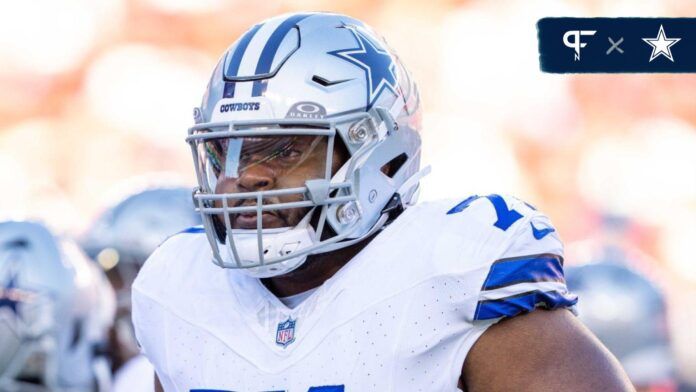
[[0, 0, 695, 389]]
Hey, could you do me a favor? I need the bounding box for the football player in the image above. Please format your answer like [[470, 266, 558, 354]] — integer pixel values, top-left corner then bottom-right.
[[80, 187, 201, 391], [0, 220, 115, 391], [132, 12, 633, 391], [566, 262, 675, 392]]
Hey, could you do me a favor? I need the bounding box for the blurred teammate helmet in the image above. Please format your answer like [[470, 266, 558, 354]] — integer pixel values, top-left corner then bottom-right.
[[81, 187, 202, 274], [81, 186, 202, 309], [80, 187, 201, 366], [566, 262, 675, 390], [187, 12, 424, 277], [0, 220, 115, 392]]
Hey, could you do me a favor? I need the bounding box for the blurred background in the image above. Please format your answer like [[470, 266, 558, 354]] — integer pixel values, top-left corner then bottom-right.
[[0, 0, 694, 388]]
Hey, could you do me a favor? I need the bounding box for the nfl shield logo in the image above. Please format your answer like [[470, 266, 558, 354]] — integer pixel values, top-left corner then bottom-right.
[[276, 317, 296, 347]]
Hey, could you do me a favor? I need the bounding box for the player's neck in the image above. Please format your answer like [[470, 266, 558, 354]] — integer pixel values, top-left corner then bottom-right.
[[261, 235, 375, 298]]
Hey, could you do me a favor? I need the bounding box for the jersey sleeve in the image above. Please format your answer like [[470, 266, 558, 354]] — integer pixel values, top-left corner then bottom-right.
[[452, 194, 578, 323]]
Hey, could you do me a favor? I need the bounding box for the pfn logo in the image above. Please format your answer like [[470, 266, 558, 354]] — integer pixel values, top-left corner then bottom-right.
[[563, 30, 596, 61]]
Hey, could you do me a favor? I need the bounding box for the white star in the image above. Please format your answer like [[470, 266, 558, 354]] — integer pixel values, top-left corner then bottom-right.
[[642, 25, 681, 62]]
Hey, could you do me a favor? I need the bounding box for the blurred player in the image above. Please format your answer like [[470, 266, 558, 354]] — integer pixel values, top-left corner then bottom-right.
[[132, 12, 633, 391], [0, 220, 115, 392], [566, 262, 675, 392], [80, 187, 201, 392]]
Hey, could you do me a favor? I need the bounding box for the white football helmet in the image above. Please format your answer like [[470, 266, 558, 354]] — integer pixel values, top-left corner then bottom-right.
[[187, 12, 425, 277], [81, 187, 202, 298], [0, 221, 115, 392], [566, 262, 675, 389]]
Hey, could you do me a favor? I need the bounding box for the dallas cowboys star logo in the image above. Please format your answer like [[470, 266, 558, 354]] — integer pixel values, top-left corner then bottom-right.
[[329, 26, 399, 110], [642, 25, 681, 62]]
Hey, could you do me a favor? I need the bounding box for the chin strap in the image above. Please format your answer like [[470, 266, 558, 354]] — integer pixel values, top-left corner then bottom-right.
[[383, 164, 432, 223], [311, 213, 389, 255], [381, 193, 405, 225], [311, 164, 432, 256], [398, 165, 431, 201]]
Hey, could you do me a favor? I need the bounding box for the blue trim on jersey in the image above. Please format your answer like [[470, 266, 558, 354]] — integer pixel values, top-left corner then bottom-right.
[[446, 195, 480, 214], [153, 225, 205, 252], [179, 226, 205, 234], [446, 194, 524, 231], [224, 23, 263, 82], [486, 194, 523, 231], [252, 13, 311, 96], [482, 253, 565, 291], [474, 290, 578, 321]]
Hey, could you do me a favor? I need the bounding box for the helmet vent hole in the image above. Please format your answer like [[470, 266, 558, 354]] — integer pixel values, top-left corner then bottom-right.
[[311, 75, 351, 87], [312, 75, 331, 86], [381, 153, 408, 178]]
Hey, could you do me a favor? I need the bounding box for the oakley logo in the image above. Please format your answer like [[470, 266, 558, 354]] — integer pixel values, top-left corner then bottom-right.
[[286, 101, 327, 119], [297, 103, 322, 114], [563, 30, 596, 61], [220, 102, 261, 113]]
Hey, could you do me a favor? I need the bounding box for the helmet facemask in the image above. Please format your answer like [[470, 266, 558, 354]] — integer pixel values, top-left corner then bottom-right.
[[188, 114, 386, 277]]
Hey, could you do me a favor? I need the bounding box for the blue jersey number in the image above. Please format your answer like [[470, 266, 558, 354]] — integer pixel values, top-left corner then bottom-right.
[[447, 194, 523, 231]]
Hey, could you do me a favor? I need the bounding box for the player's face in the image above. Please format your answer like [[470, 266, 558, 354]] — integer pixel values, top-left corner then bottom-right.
[[207, 135, 347, 229]]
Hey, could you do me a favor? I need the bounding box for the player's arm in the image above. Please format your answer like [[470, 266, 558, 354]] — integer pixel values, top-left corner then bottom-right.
[[446, 195, 633, 391], [460, 308, 634, 391]]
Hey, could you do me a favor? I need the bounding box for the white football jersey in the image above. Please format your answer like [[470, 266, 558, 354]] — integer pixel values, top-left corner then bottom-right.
[[132, 195, 577, 392], [113, 355, 155, 392]]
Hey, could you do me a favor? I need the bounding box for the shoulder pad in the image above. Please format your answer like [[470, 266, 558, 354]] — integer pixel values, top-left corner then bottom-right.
[[437, 194, 576, 322]]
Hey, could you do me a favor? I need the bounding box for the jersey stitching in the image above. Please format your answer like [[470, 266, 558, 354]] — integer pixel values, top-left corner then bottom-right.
[[133, 287, 265, 370]]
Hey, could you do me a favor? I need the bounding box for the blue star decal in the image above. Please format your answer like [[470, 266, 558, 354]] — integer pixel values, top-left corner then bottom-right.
[[329, 26, 399, 110]]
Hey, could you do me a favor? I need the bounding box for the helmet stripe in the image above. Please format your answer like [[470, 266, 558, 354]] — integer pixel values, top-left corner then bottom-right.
[[251, 13, 312, 96], [234, 17, 287, 97], [224, 23, 264, 82]]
